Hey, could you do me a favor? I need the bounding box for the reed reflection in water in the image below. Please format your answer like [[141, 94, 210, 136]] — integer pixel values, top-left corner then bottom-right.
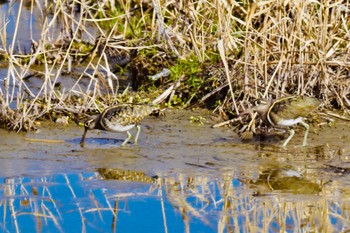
[[0, 164, 348, 233]]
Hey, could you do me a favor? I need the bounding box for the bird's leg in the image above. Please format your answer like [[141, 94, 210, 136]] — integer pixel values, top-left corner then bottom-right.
[[282, 129, 295, 147], [121, 131, 133, 146], [80, 128, 88, 147], [299, 121, 309, 147], [134, 125, 141, 145]]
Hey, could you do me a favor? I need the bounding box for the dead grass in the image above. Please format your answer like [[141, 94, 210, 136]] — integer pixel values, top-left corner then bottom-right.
[[0, 0, 349, 131]]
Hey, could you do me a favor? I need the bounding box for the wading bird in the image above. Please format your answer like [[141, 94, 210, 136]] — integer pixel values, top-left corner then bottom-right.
[[80, 104, 159, 147], [252, 95, 320, 147]]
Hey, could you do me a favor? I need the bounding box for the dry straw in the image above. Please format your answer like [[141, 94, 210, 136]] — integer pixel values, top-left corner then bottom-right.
[[0, 0, 349, 131]]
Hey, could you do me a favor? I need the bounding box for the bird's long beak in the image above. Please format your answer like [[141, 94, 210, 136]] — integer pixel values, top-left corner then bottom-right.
[[80, 127, 88, 146]]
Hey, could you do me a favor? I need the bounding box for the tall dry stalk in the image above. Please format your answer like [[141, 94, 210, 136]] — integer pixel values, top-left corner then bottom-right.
[[0, 0, 349, 131]]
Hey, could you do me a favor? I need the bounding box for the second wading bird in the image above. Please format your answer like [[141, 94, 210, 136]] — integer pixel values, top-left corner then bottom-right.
[[252, 95, 320, 147], [80, 104, 159, 147]]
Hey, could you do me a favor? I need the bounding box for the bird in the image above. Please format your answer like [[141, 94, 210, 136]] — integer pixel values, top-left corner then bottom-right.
[[252, 95, 320, 147], [80, 104, 159, 146]]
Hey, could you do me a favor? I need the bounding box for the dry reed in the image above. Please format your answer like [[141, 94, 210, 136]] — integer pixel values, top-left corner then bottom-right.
[[0, 0, 349, 131]]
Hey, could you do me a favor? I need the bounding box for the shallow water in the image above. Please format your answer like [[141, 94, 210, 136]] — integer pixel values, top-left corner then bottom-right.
[[1, 109, 350, 232]]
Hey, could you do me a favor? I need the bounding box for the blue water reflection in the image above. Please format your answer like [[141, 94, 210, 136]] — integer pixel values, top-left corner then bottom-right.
[[0, 161, 350, 232], [0, 1, 44, 51], [0, 172, 238, 233]]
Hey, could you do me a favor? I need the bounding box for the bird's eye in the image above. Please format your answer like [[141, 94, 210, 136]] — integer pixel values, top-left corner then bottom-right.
[[253, 99, 262, 105], [84, 121, 90, 127], [253, 98, 268, 106]]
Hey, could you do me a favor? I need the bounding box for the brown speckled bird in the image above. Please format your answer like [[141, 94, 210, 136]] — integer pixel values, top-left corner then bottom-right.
[[80, 104, 159, 146], [253, 95, 320, 147]]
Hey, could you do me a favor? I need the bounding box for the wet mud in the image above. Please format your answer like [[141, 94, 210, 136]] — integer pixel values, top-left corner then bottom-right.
[[1, 109, 350, 232]]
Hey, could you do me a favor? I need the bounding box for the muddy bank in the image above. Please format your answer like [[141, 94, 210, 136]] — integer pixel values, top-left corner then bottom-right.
[[1, 108, 349, 178]]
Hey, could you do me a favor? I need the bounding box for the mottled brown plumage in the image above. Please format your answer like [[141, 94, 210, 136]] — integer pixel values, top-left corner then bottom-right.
[[80, 104, 159, 146], [253, 96, 320, 147]]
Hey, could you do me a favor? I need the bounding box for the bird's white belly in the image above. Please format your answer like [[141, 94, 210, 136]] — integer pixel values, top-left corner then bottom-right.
[[277, 117, 303, 126], [105, 120, 135, 132]]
